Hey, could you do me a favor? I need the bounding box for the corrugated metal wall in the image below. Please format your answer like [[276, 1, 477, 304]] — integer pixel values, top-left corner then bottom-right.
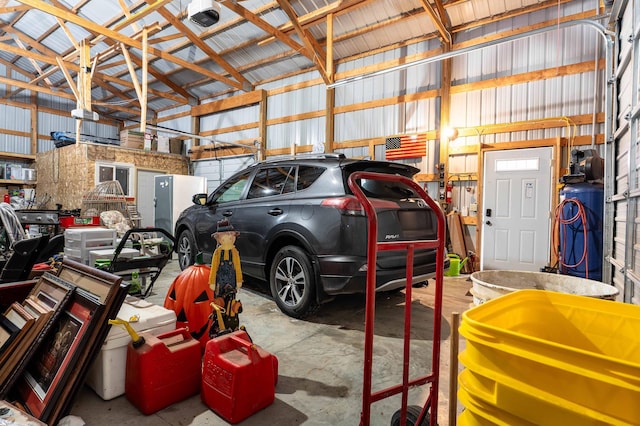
[[192, 155, 255, 191], [176, 1, 606, 208], [199, 102, 261, 144], [610, 0, 639, 303]]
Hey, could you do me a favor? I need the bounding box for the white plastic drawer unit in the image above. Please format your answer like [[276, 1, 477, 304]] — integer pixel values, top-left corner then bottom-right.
[[64, 227, 116, 249]]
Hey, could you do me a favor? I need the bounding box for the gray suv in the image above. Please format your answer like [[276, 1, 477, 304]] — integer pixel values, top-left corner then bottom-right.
[[174, 154, 447, 318]]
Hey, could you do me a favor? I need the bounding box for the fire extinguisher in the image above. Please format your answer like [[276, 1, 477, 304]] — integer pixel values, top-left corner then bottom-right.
[[445, 181, 453, 204]]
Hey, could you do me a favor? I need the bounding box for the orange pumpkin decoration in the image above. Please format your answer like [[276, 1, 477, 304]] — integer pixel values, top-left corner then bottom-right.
[[164, 253, 213, 351]]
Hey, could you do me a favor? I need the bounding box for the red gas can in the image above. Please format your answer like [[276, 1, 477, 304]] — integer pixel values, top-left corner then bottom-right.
[[125, 328, 201, 415], [202, 330, 277, 424]]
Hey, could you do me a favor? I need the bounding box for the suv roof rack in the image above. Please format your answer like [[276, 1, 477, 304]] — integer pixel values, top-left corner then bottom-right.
[[263, 153, 346, 162]]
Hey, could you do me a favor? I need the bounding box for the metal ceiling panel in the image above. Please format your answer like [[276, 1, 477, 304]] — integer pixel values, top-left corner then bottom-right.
[[0, 0, 606, 124], [11, 9, 58, 40]]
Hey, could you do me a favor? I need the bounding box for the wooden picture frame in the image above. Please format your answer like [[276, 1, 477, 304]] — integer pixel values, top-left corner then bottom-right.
[[22, 299, 50, 319], [0, 303, 35, 365], [28, 273, 73, 311], [0, 400, 46, 426], [17, 290, 102, 420], [0, 315, 19, 353], [4, 303, 34, 331], [57, 259, 120, 304], [44, 282, 128, 425]]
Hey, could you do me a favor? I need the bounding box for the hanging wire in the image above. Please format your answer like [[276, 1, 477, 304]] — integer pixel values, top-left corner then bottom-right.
[[552, 198, 589, 279]]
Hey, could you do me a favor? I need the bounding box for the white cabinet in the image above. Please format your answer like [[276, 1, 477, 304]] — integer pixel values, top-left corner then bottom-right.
[[154, 175, 207, 236]]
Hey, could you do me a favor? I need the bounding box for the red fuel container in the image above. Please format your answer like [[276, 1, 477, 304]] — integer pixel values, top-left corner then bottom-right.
[[125, 327, 201, 415], [202, 330, 277, 424]]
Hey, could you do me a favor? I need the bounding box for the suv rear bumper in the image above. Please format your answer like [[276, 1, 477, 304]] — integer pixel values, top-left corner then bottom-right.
[[317, 254, 449, 295]]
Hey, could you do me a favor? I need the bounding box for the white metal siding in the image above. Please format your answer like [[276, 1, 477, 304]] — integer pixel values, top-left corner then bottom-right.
[[192, 155, 255, 192]]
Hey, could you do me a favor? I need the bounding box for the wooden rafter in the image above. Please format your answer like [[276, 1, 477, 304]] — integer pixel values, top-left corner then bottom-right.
[[276, 0, 329, 85], [16, 0, 245, 92], [0, 0, 589, 118], [219, 1, 309, 57], [0, 37, 156, 111], [13, 38, 53, 86], [419, 0, 451, 43], [0, 6, 29, 13], [118, 0, 141, 33], [152, 5, 253, 92], [42, 0, 191, 103], [55, 56, 80, 101], [55, 17, 79, 49], [259, 0, 371, 47], [433, 0, 451, 29]]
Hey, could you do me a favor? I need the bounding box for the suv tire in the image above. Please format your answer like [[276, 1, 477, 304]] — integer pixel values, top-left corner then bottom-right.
[[177, 229, 196, 270], [270, 245, 318, 319]]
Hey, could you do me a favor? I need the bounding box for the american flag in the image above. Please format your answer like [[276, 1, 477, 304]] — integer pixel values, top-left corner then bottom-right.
[[385, 134, 427, 160]]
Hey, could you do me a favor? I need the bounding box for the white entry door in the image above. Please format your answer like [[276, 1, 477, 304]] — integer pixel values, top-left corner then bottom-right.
[[481, 147, 553, 271]]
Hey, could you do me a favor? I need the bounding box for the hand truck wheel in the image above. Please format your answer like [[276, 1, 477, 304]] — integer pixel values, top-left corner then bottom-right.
[[390, 405, 432, 426]]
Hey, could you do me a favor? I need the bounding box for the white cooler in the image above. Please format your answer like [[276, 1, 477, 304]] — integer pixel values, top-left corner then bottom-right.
[[86, 296, 177, 400]]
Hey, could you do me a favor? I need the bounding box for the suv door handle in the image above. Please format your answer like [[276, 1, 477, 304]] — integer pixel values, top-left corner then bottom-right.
[[223, 210, 233, 217], [268, 208, 283, 216]]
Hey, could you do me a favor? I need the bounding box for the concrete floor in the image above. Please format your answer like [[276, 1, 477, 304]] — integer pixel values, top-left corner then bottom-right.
[[69, 259, 473, 425]]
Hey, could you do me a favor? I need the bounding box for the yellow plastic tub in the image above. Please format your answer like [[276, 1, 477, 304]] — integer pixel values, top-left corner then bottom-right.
[[458, 364, 627, 425], [458, 290, 640, 425], [457, 381, 536, 426]]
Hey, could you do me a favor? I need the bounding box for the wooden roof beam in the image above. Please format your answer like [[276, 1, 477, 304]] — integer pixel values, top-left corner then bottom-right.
[[153, 5, 253, 92], [16, 0, 244, 92], [419, 0, 451, 43], [0, 38, 181, 106], [258, 0, 371, 47], [276, 0, 330, 85], [219, 1, 309, 57]]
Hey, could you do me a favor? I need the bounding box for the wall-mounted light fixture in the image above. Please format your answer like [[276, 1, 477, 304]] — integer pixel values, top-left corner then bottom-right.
[[443, 127, 459, 141]]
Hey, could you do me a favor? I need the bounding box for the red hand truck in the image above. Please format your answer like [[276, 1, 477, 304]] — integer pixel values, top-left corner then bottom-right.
[[348, 172, 446, 426]]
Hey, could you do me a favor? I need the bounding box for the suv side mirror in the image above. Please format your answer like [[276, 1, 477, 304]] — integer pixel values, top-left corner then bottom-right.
[[192, 193, 207, 206]]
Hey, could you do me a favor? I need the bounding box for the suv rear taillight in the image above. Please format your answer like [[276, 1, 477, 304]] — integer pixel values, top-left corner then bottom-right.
[[321, 196, 399, 215], [321, 196, 365, 216]]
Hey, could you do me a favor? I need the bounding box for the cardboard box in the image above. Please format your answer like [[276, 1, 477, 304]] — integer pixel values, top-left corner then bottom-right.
[[120, 130, 145, 149], [86, 296, 177, 400], [170, 138, 183, 155], [144, 132, 153, 151], [157, 135, 170, 153]]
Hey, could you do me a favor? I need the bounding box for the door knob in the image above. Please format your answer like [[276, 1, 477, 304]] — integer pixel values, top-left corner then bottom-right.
[[486, 220, 492, 226]]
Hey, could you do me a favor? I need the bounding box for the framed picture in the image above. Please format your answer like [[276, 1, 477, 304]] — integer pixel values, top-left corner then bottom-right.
[[0, 315, 19, 353], [17, 291, 101, 420], [22, 299, 50, 319], [28, 273, 73, 311], [0, 303, 35, 363], [57, 259, 121, 304], [4, 302, 34, 330], [0, 400, 46, 426]]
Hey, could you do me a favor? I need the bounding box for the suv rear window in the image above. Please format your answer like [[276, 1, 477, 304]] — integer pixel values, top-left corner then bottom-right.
[[344, 164, 419, 200]]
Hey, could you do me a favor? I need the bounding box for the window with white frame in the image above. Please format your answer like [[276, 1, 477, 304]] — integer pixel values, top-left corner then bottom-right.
[[95, 162, 134, 196]]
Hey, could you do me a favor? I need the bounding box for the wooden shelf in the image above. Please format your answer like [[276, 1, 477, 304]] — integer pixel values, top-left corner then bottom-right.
[[461, 216, 478, 226], [0, 152, 36, 161], [0, 179, 36, 185]]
